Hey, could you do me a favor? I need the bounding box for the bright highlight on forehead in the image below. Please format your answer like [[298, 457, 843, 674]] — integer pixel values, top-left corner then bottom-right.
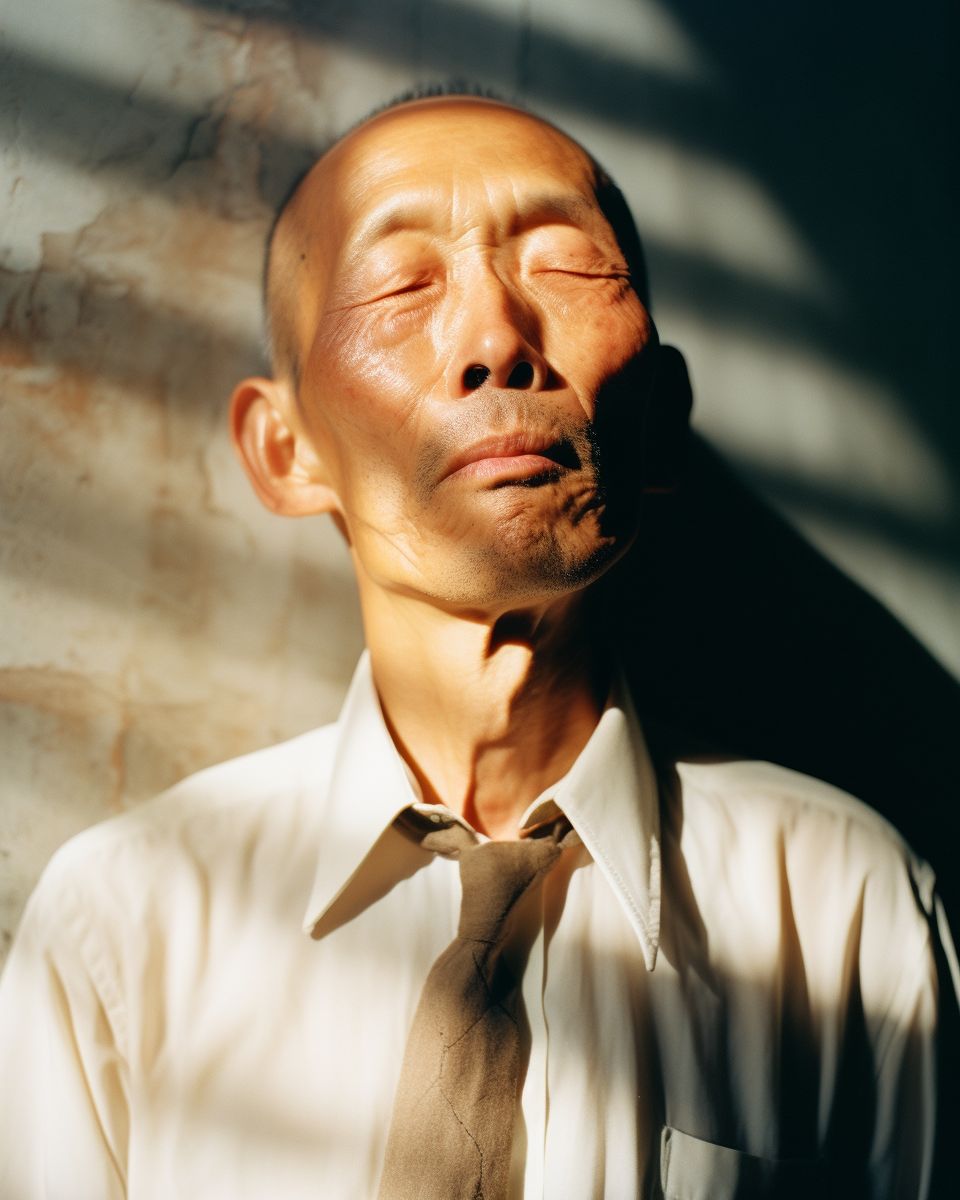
[[289, 96, 598, 249], [323, 95, 594, 183]]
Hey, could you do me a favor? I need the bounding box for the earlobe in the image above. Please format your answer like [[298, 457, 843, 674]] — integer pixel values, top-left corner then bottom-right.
[[229, 378, 341, 517]]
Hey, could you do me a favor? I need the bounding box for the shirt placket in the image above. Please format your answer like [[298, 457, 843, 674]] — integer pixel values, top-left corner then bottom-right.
[[518, 911, 549, 1200]]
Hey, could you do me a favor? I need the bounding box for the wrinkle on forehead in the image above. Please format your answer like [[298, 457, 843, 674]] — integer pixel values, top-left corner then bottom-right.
[[343, 190, 608, 268], [312, 100, 596, 253]]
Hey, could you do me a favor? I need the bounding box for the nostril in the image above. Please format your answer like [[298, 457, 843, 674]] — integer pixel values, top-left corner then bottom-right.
[[463, 364, 490, 390], [506, 361, 534, 389]]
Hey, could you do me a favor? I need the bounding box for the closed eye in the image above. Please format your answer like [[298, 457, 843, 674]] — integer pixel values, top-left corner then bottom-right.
[[544, 268, 628, 278], [533, 266, 631, 284], [360, 277, 440, 305]]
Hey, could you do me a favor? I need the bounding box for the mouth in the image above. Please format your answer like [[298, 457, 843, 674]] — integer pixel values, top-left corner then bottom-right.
[[443, 432, 581, 486]]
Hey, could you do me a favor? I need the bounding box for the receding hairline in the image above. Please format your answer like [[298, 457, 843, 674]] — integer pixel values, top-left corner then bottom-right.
[[263, 93, 649, 385], [280, 94, 567, 245]]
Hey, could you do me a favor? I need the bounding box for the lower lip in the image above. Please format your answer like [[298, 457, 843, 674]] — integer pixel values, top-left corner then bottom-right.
[[449, 454, 561, 483]]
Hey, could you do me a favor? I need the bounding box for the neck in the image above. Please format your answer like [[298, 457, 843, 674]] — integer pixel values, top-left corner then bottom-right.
[[358, 579, 608, 840]]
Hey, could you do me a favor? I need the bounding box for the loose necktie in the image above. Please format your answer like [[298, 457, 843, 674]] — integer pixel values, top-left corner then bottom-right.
[[377, 813, 575, 1200]]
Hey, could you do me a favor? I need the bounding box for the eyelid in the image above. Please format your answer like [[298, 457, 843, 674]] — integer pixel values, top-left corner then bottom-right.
[[532, 265, 631, 281], [360, 275, 440, 305], [521, 238, 628, 280]]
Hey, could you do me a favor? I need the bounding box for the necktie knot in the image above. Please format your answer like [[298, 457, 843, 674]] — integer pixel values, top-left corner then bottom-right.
[[457, 836, 563, 943]]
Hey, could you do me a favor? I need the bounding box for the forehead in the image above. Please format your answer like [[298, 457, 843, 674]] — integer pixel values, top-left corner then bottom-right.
[[343, 98, 590, 187], [324, 99, 594, 221], [280, 100, 598, 264]]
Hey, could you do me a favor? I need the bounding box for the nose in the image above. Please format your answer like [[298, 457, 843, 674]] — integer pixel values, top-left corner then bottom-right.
[[444, 273, 548, 398]]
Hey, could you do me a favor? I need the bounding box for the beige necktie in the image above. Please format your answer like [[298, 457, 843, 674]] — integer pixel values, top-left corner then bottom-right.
[[377, 814, 575, 1200]]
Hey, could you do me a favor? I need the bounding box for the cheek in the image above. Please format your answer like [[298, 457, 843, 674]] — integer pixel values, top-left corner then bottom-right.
[[297, 319, 442, 520], [299, 323, 410, 457], [541, 290, 651, 410], [306, 309, 441, 441]]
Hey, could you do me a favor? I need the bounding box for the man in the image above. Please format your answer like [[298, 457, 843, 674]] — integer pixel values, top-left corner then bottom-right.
[[0, 91, 955, 1199]]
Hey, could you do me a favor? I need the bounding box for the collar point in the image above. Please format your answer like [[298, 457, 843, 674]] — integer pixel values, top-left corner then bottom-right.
[[642, 938, 660, 972]]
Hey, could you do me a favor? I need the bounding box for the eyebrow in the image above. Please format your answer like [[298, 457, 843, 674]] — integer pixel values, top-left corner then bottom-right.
[[344, 190, 602, 261], [344, 199, 438, 262]]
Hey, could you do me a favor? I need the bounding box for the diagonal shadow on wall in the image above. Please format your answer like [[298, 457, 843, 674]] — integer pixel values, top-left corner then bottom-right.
[[165, 0, 958, 489], [3, 1, 958, 908]]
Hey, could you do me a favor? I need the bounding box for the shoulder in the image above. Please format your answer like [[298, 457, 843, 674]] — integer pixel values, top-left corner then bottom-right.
[[27, 722, 341, 933], [672, 756, 927, 874], [662, 756, 941, 971]]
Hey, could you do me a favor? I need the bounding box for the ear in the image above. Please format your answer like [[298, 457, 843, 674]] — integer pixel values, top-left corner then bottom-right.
[[638, 344, 693, 493], [229, 377, 341, 517]]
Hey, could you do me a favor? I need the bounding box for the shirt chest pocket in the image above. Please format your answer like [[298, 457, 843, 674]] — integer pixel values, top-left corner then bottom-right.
[[660, 1127, 826, 1200]]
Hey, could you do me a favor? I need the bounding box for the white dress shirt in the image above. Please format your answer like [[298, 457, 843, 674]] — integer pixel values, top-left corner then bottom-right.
[[0, 652, 955, 1199]]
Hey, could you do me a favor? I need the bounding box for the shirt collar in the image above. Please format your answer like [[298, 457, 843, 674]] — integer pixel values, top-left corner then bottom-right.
[[303, 651, 661, 970]]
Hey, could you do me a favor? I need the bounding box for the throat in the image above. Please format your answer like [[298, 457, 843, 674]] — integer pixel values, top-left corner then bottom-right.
[[370, 596, 609, 839]]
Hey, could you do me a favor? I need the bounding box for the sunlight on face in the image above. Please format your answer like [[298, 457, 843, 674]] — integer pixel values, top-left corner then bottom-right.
[[281, 99, 654, 615]]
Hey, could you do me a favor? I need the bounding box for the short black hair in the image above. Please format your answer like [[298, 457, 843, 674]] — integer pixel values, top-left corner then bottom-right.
[[263, 82, 650, 382]]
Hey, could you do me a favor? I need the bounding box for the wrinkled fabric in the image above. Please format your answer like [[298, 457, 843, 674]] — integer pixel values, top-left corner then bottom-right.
[[0, 651, 954, 1199]]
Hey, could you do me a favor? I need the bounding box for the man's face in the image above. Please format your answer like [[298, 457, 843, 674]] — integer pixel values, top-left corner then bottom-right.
[[279, 98, 654, 614]]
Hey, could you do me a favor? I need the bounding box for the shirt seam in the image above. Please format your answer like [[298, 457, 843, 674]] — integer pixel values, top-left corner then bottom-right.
[[57, 870, 130, 1061]]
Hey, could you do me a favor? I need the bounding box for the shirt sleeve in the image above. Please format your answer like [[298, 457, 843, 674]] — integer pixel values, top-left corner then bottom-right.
[[0, 850, 129, 1200], [867, 877, 959, 1200], [928, 892, 960, 1200]]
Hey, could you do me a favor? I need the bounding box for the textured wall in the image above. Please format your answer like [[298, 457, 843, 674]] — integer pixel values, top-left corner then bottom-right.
[[2, 0, 956, 964]]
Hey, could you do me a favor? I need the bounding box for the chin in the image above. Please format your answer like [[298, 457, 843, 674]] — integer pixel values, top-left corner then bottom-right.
[[433, 520, 632, 615]]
